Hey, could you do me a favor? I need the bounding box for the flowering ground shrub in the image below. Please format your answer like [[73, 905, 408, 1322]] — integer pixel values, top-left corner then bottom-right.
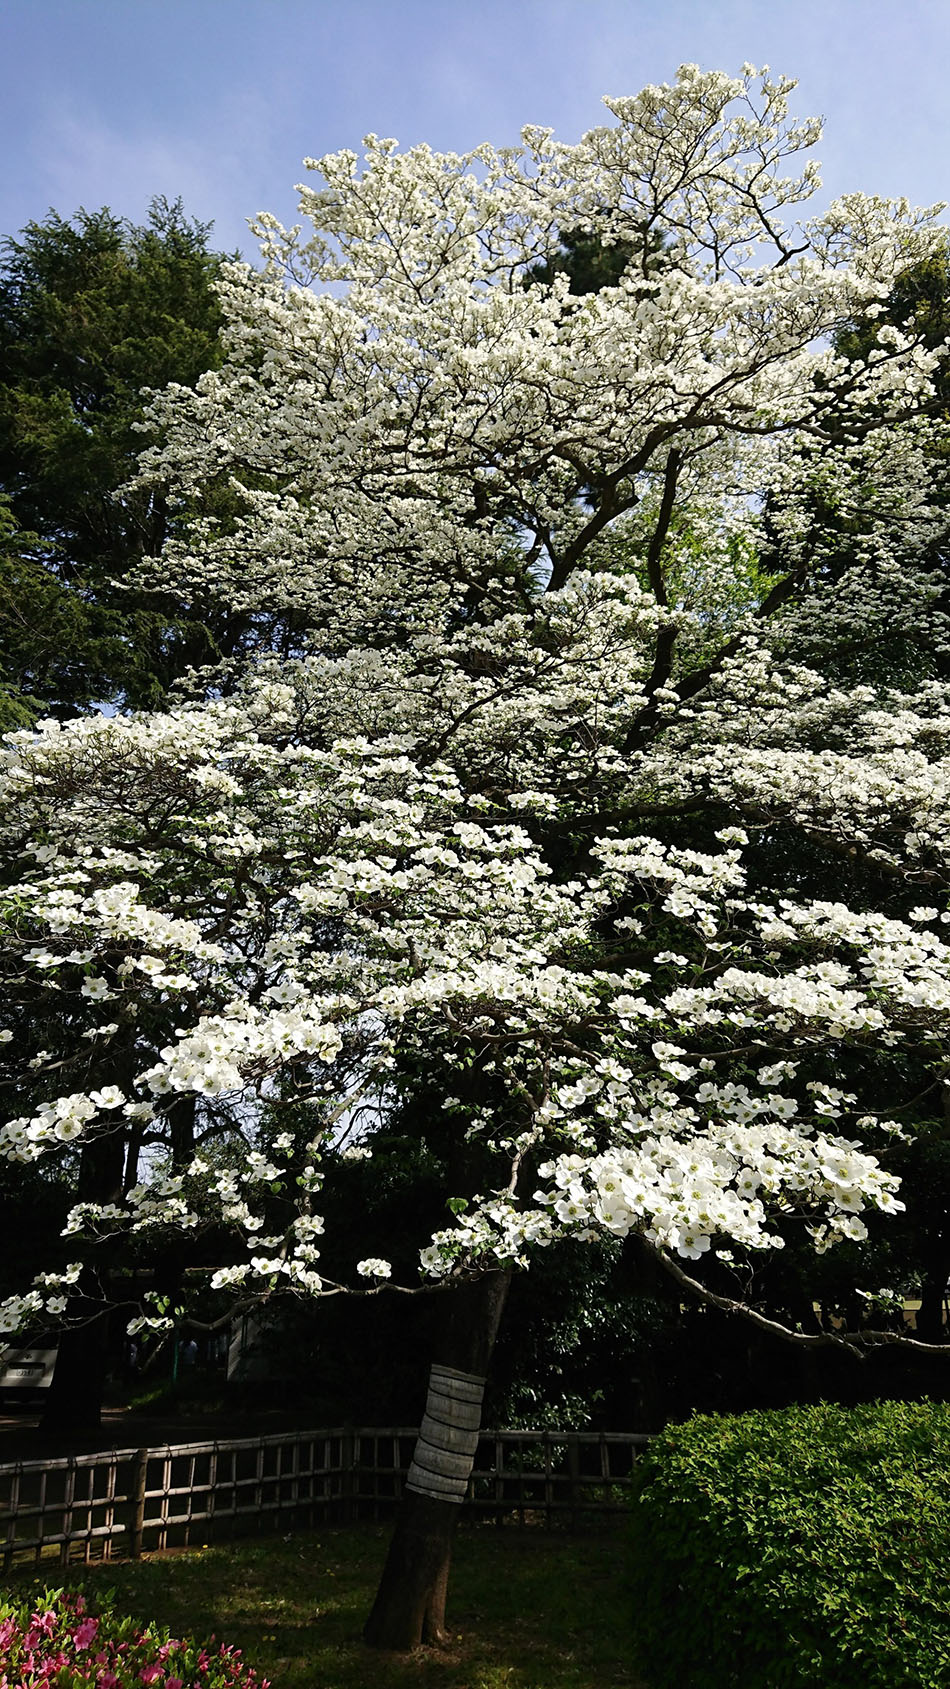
[[629, 1400, 950, 1689], [0, 1588, 270, 1689]]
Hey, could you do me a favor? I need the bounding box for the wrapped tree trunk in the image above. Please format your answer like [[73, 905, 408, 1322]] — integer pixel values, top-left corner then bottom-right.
[[363, 1268, 510, 1651]]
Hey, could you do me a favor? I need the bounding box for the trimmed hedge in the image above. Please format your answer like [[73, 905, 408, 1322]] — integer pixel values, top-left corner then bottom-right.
[[629, 1400, 950, 1689]]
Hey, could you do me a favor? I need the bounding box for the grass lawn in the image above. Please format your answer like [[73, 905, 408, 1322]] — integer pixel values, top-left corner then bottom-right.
[[11, 1525, 646, 1689]]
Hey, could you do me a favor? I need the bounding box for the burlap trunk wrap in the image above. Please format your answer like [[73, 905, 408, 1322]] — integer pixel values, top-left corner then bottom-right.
[[404, 1363, 485, 1503]]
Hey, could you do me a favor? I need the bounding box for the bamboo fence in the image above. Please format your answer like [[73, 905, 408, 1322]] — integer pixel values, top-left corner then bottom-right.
[[0, 1425, 651, 1567]]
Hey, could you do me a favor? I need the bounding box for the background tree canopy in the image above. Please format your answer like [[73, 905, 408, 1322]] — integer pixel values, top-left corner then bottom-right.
[[0, 197, 234, 721]]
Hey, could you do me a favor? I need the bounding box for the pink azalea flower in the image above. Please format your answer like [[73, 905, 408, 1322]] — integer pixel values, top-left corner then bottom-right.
[[73, 1617, 100, 1649]]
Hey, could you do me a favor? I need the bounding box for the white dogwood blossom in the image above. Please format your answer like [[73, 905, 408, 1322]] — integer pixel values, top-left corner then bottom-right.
[[1, 64, 949, 1340]]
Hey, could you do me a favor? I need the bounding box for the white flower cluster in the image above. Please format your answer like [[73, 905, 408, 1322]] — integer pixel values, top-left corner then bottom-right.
[[1, 65, 949, 1336]]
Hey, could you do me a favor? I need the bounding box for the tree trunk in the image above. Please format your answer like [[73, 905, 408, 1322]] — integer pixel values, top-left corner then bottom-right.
[[41, 1128, 125, 1433], [916, 1254, 950, 1344], [40, 1296, 112, 1432], [363, 1268, 511, 1651]]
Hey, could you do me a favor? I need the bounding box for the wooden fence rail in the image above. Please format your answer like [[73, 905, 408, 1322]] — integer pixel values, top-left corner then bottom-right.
[[0, 1426, 651, 1568]]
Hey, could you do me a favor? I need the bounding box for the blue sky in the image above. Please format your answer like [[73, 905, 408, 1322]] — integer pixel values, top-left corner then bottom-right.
[[2, 0, 948, 258]]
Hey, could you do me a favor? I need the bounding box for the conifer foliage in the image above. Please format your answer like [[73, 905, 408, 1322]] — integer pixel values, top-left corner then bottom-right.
[[0, 198, 233, 720]]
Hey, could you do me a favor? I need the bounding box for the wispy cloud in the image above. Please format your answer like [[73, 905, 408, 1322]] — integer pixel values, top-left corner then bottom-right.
[[13, 84, 302, 257], [2, 0, 949, 259]]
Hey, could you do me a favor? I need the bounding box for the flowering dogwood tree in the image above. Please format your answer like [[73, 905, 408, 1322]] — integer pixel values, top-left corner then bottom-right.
[[2, 65, 950, 1646]]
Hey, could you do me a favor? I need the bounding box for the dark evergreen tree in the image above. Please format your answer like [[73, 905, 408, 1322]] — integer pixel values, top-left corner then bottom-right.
[[0, 199, 238, 718]]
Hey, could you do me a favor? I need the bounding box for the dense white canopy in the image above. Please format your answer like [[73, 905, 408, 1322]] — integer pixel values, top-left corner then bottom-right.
[[2, 66, 949, 1339]]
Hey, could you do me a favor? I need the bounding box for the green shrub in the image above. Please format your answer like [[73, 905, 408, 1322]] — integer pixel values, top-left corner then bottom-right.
[[630, 1400, 950, 1689]]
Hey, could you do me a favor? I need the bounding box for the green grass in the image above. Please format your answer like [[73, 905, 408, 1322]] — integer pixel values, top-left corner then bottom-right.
[[11, 1525, 645, 1689]]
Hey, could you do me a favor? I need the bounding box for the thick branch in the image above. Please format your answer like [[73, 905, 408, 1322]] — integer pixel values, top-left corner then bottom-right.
[[648, 1239, 950, 1357], [623, 556, 812, 754], [643, 446, 681, 609]]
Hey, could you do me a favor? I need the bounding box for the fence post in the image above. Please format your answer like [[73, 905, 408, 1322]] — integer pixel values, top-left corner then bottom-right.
[[3, 1466, 20, 1573], [340, 1427, 356, 1524], [103, 1452, 118, 1562], [60, 1457, 76, 1567], [568, 1436, 580, 1530], [130, 1449, 148, 1560]]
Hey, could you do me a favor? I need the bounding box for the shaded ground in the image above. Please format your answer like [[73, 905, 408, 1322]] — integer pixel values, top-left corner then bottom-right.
[[10, 1524, 647, 1689]]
